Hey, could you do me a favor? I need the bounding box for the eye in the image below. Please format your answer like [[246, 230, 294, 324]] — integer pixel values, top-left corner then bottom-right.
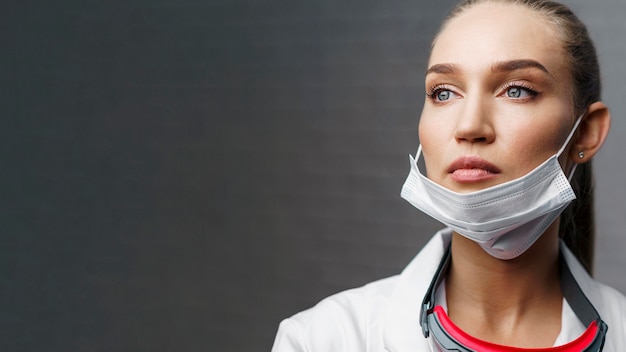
[[503, 85, 538, 99], [427, 85, 459, 103], [437, 90, 453, 101]]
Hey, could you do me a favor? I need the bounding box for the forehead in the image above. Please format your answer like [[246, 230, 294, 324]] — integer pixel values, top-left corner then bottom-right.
[[430, 3, 567, 74]]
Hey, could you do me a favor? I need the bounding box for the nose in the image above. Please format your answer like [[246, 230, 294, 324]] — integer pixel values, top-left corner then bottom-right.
[[454, 98, 496, 144]]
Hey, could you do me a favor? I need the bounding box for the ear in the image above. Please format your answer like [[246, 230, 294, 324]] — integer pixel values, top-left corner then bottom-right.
[[569, 101, 611, 163]]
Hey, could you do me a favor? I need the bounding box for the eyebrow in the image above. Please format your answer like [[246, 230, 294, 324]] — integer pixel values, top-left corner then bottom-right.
[[491, 59, 551, 76], [425, 63, 461, 76], [425, 59, 552, 77]]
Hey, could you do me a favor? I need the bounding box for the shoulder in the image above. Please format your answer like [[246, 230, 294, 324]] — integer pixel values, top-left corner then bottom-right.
[[288, 275, 399, 333], [589, 280, 626, 349], [562, 244, 626, 349], [271, 276, 398, 352], [271, 229, 452, 352]]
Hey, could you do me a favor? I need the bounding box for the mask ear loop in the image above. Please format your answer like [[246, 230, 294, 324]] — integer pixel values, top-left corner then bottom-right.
[[567, 164, 578, 181], [414, 144, 423, 163], [559, 115, 584, 181], [410, 144, 425, 175]]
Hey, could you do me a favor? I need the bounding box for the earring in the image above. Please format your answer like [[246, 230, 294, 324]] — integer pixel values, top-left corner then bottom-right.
[[578, 151, 585, 159]]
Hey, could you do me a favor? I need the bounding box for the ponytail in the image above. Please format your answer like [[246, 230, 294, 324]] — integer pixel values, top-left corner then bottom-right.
[[559, 161, 595, 274]]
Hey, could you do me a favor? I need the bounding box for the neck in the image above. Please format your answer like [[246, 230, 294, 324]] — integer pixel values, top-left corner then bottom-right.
[[445, 221, 563, 347]]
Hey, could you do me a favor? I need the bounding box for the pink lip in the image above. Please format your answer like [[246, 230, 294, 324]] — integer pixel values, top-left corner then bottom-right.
[[447, 156, 501, 183]]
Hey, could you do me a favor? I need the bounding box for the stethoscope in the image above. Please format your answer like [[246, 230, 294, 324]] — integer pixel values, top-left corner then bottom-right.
[[420, 246, 608, 351]]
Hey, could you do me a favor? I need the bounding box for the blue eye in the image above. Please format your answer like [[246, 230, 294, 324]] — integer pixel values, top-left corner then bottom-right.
[[428, 88, 457, 102], [505, 86, 537, 99], [437, 90, 452, 101]]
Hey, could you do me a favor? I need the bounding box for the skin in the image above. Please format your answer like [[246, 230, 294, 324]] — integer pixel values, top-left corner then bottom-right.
[[419, 2, 610, 347]]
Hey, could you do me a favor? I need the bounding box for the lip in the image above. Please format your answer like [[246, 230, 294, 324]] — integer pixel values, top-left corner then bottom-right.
[[447, 156, 501, 183]]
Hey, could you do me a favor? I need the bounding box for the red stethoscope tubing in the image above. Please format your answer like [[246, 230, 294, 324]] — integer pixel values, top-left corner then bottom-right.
[[433, 305, 599, 351]]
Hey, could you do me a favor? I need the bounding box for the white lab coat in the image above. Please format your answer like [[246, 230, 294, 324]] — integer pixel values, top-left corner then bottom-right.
[[272, 229, 626, 351]]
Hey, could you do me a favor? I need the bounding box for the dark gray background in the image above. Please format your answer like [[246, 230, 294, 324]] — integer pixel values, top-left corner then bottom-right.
[[3, 1, 624, 351]]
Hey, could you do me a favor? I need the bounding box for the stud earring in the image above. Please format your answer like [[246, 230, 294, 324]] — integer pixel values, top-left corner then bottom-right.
[[578, 151, 584, 159]]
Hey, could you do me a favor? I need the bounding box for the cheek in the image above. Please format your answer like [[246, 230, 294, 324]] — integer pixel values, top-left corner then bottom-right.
[[498, 119, 571, 175], [418, 114, 443, 147], [418, 118, 436, 158], [418, 113, 453, 152], [418, 117, 446, 177]]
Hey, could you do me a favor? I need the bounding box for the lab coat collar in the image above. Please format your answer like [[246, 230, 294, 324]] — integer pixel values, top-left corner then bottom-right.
[[383, 228, 452, 351]]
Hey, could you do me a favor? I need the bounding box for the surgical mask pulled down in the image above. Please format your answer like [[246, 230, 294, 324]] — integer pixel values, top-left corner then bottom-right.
[[401, 117, 582, 260]]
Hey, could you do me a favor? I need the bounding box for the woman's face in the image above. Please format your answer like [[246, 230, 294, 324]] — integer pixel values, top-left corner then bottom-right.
[[419, 2, 576, 193]]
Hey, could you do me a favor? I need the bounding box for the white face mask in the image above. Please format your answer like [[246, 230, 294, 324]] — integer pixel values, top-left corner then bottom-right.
[[400, 117, 582, 260]]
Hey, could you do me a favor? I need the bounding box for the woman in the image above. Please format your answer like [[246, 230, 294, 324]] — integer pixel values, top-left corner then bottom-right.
[[272, 0, 626, 350]]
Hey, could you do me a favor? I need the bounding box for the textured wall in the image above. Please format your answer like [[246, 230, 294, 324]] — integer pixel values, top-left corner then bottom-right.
[[2, 1, 624, 351]]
